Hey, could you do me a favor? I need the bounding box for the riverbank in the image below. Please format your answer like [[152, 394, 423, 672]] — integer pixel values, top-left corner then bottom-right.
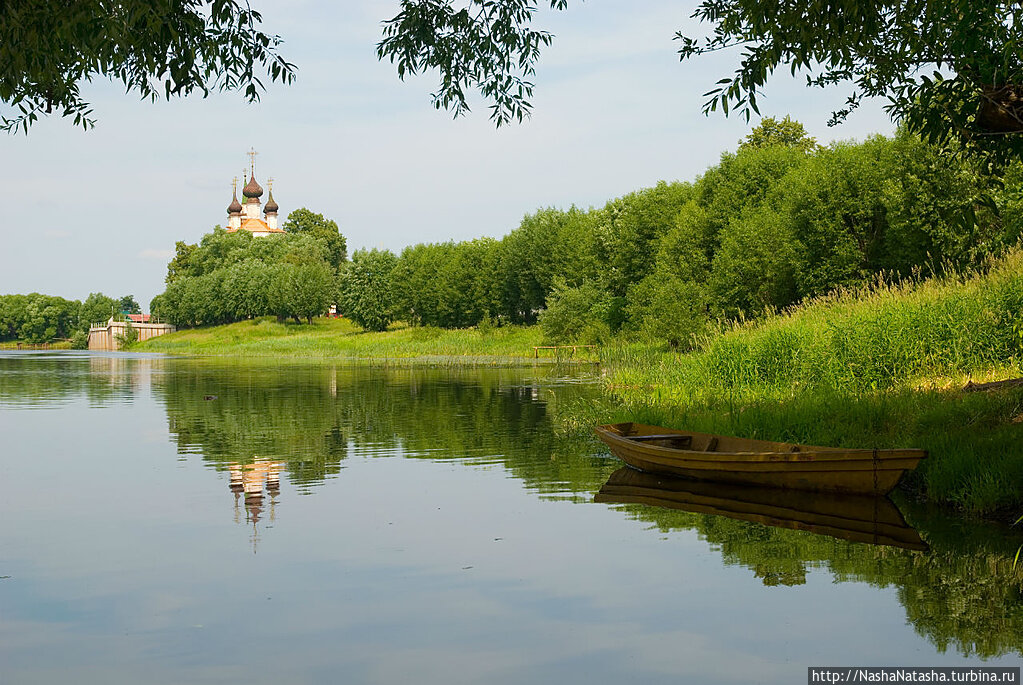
[[138, 316, 598, 364], [140, 250, 1023, 516], [562, 250, 1023, 517]]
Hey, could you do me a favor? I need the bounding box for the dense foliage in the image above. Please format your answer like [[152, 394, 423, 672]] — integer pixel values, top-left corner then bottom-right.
[[1, 0, 294, 133], [282, 208, 348, 271], [336, 249, 399, 332], [0, 291, 139, 343], [377, 1, 1023, 161], [678, 0, 1023, 161], [333, 124, 1019, 347], [152, 226, 335, 326]]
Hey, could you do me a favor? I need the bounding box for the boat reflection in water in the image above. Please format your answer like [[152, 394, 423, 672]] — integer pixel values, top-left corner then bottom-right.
[[595, 467, 928, 551]]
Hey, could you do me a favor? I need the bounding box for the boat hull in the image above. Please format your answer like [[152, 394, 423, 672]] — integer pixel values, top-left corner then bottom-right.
[[594, 422, 927, 496]]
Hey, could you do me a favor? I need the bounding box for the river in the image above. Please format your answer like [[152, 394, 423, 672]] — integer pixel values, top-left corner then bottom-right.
[[1, 351, 1021, 684]]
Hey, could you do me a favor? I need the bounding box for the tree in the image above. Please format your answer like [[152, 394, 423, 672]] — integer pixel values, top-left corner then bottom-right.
[[289, 263, 333, 324], [678, 1, 1023, 161], [118, 295, 142, 315], [153, 227, 336, 328], [708, 206, 799, 318], [79, 292, 119, 331], [377, 1, 1023, 160], [166, 241, 196, 285], [739, 116, 818, 152], [336, 249, 399, 332], [1, 1, 295, 133], [537, 280, 613, 344], [378, 0, 568, 127], [281, 208, 348, 272], [626, 207, 713, 348]]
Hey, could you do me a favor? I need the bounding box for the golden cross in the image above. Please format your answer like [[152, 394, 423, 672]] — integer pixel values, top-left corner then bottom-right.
[[231, 176, 238, 193], [267, 176, 274, 192], [247, 147, 258, 174]]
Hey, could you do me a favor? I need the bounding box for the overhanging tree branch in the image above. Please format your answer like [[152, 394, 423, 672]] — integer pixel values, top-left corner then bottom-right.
[[0, 0, 295, 133]]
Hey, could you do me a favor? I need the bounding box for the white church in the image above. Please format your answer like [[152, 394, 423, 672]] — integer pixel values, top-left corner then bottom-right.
[[225, 153, 285, 237]]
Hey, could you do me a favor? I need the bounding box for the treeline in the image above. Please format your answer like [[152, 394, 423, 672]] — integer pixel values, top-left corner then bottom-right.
[[0, 292, 140, 345], [151, 230, 335, 326], [154, 119, 1023, 343], [337, 120, 1023, 343], [150, 209, 346, 327]]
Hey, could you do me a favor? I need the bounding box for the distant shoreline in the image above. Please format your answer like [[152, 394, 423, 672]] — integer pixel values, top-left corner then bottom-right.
[[137, 317, 599, 365]]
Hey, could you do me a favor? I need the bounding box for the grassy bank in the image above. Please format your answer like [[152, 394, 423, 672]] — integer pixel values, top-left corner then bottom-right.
[[564, 251, 1023, 516], [139, 316, 584, 363], [140, 251, 1023, 515]]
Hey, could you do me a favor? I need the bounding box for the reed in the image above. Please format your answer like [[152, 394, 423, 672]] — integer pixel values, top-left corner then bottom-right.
[[588, 249, 1023, 516]]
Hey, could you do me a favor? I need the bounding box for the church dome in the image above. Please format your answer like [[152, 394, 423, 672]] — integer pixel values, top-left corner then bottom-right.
[[243, 173, 263, 199], [227, 195, 243, 214], [264, 191, 279, 214]]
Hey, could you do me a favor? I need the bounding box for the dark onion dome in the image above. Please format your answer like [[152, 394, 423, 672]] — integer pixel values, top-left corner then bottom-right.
[[242, 173, 263, 199], [264, 190, 279, 214], [227, 192, 242, 214]]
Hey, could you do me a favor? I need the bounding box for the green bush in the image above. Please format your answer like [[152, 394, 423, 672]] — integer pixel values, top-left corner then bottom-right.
[[70, 330, 89, 349], [539, 280, 615, 344]]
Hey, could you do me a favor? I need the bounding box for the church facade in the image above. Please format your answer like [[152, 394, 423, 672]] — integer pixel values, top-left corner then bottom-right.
[[226, 161, 285, 237]]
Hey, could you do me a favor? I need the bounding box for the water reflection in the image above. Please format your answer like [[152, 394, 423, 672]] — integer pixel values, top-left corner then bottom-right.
[[228, 459, 284, 552], [0, 351, 161, 408], [2, 352, 1023, 665], [597, 471, 1023, 657], [153, 361, 604, 498], [595, 467, 928, 551]]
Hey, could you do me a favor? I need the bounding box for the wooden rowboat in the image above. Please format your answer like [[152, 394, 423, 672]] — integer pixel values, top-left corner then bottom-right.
[[594, 422, 927, 495], [595, 467, 928, 551]]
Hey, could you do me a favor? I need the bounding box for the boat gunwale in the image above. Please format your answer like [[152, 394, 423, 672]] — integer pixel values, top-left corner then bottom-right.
[[595, 423, 928, 463]]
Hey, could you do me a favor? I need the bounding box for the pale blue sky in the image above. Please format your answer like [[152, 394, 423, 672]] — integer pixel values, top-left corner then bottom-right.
[[0, 1, 895, 309]]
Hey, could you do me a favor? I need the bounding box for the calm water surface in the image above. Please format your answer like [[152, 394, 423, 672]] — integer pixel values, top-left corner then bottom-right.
[[1, 352, 1021, 684]]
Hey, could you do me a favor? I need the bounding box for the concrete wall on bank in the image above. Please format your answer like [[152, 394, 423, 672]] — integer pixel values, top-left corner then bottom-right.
[[88, 320, 176, 351]]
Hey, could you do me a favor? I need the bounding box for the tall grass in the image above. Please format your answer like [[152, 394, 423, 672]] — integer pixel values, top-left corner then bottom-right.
[[604, 250, 1023, 401], [588, 249, 1023, 516]]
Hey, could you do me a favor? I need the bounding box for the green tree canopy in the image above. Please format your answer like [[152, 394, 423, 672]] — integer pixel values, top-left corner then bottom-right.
[[376, 1, 1023, 160], [152, 228, 335, 327], [378, 0, 568, 126], [0, 293, 81, 342], [678, 0, 1023, 161], [337, 249, 399, 332], [164, 228, 330, 283], [281, 208, 348, 272], [1, 0, 295, 133], [739, 116, 818, 152], [79, 292, 119, 330], [118, 295, 142, 315]]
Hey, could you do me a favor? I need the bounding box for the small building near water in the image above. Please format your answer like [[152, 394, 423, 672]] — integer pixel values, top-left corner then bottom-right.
[[88, 316, 175, 351]]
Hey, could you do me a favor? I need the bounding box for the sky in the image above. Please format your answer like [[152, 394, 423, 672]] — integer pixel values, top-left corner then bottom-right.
[[0, 1, 897, 309]]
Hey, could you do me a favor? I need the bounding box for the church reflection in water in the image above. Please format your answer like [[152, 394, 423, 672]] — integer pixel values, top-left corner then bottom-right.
[[227, 458, 285, 552]]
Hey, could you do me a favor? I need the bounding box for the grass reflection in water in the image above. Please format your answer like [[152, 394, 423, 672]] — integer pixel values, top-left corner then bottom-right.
[[3, 352, 1021, 661]]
